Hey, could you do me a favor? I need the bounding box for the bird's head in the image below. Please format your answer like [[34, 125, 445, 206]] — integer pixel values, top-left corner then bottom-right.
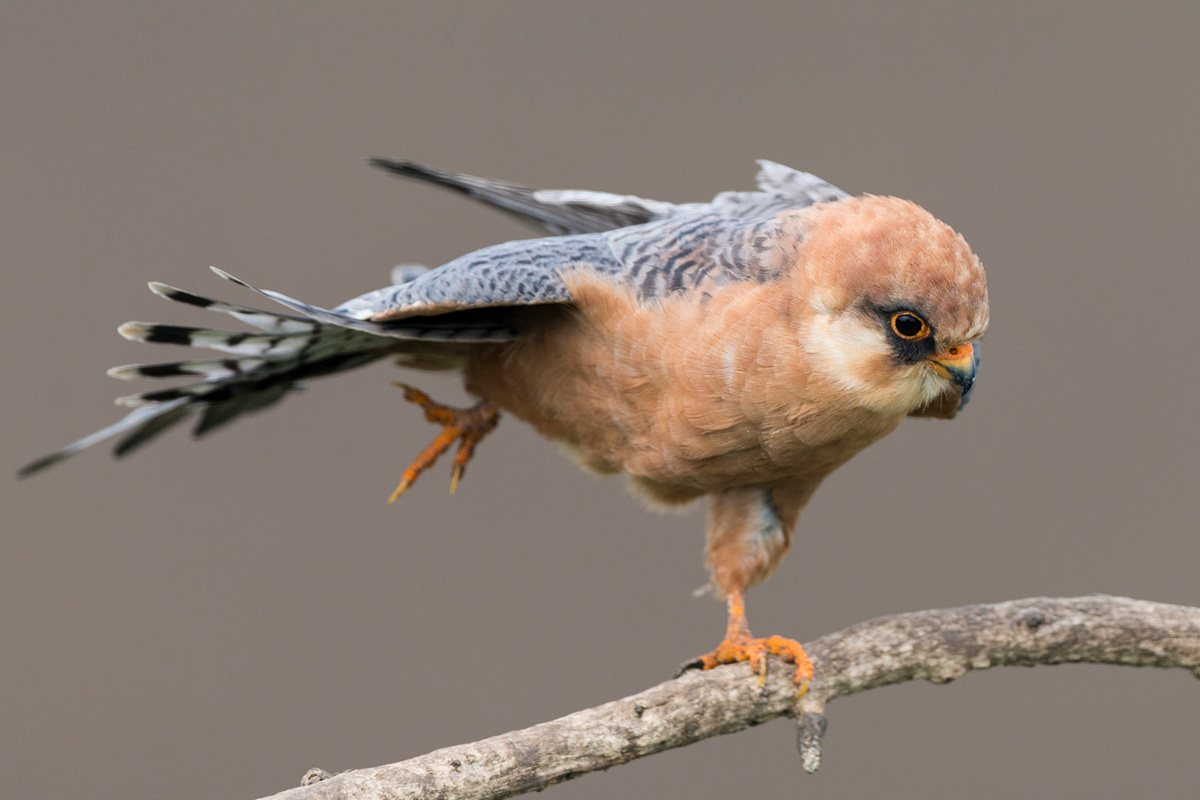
[[794, 194, 989, 418]]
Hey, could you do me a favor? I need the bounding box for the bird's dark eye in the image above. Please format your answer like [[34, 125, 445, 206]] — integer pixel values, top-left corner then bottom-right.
[[890, 311, 930, 340]]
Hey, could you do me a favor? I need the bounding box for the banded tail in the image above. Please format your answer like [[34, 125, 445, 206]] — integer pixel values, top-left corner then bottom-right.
[[18, 268, 515, 477]]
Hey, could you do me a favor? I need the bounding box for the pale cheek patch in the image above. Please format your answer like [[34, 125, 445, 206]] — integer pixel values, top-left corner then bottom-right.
[[803, 314, 934, 414], [803, 315, 886, 393]]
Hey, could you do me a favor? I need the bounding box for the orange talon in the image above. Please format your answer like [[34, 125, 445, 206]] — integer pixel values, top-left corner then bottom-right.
[[387, 383, 499, 501], [696, 592, 813, 690]]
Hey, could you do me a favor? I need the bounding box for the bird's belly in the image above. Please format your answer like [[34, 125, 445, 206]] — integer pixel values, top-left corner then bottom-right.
[[469, 364, 897, 503], [462, 283, 903, 499]]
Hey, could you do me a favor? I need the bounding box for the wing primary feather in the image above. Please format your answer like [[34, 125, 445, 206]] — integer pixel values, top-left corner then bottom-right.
[[367, 157, 847, 241], [368, 158, 520, 201], [369, 157, 670, 235], [370, 157, 583, 235]]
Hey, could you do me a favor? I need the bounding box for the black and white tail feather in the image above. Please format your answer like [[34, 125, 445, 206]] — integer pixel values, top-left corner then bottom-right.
[[17, 267, 517, 477]]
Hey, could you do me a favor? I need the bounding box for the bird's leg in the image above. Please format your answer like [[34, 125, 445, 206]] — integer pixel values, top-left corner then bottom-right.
[[696, 485, 815, 687], [387, 383, 500, 502], [698, 592, 813, 688]]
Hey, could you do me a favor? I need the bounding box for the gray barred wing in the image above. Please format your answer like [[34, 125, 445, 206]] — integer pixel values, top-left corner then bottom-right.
[[340, 208, 807, 323], [338, 235, 624, 320]]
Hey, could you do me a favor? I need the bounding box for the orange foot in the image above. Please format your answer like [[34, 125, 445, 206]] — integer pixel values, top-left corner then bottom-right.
[[696, 592, 813, 690], [387, 383, 500, 502]]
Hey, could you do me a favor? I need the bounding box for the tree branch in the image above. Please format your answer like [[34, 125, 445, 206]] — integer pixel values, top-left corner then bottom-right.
[[258, 596, 1200, 800]]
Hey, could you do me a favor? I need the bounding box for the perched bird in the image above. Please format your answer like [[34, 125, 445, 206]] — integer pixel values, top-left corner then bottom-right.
[[20, 159, 989, 686]]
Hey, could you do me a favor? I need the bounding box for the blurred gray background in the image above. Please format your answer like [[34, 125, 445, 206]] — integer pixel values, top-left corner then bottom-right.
[[3, 3, 1198, 799]]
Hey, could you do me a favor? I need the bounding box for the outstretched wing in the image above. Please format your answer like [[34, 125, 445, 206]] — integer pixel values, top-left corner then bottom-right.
[[371, 158, 847, 237]]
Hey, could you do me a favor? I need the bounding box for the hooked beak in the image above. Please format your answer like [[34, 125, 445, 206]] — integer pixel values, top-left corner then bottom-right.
[[929, 341, 979, 408]]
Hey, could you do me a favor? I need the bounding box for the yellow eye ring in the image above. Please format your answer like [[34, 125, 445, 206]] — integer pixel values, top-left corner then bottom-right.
[[890, 311, 930, 340]]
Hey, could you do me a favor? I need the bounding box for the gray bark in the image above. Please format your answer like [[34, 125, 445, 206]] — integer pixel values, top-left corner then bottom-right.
[[258, 595, 1200, 800]]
